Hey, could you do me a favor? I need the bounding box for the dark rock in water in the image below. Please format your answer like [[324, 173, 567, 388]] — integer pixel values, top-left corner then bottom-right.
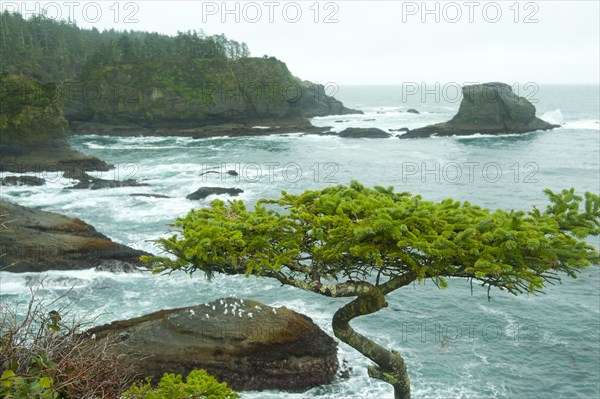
[[1, 176, 45, 186], [187, 187, 244, 200], [198, 169, 239, 178], [338, 128, 391, 138], [67, 179, 147, 190], [64, 171, 148, 190], [0, 200, 149, 273], [199, 170, 220, 177], [363, 119, 376, 122], [401, 82, 560, 139], [390, 128, 410, 133], [406, 109, 420, 114], [86, 298, 338, 391], [337, 359, 353, 380], [129, 193, 171, 199]]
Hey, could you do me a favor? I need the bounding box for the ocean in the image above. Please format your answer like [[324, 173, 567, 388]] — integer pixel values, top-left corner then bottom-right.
[[1, 85, 599, 398]]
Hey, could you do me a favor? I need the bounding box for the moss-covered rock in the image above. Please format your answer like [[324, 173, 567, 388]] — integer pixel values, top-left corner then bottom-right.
[[0, 74, 110, 172]]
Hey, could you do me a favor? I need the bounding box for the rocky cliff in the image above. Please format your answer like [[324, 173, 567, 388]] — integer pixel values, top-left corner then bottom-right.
[[0, 74, 110, 172], [67, 57, 361, 136], [401, 82, 559, 138]]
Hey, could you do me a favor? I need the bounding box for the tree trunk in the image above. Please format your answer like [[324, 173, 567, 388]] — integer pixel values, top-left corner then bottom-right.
[[332, 285, 411, 399]]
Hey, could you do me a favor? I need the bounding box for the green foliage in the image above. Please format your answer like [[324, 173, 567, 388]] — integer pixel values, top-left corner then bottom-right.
[[122, 370, 239, 399], [0, 12, 250, 83], [1, 369, 56, 399], [0, 73, 67, 142], [0, 12, 250, 82], [147, 182, 599, 297]]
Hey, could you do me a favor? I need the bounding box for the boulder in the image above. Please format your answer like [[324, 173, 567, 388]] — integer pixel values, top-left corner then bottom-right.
[[0, 200, 149, 272], [338, 128, 391, 138], [401, 82, 560, 138], [86, 298, 339, 391], [406, 109, 420, 114], [187, 187, 244, 200], [1, 175, 45, 186]]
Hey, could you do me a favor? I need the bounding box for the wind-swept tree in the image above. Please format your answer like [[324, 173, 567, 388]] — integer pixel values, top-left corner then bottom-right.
[[145, 182, 599, 399]]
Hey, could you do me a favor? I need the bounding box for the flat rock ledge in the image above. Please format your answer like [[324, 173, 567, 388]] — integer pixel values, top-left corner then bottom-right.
[[0, 200, 148, 272], [86, 298, 339, 392]]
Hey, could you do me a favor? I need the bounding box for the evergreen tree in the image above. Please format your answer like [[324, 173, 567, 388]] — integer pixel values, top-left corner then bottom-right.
[[146, 182, 600, 399]]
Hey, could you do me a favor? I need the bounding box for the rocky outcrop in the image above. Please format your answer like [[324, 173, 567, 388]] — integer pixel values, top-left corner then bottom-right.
[[406, 109, 420, 114], [1, 176, 45, 186], [86, 298, 338, 391], [0, 200, 148, 272], [187, 187, 244, 200], [338, 128, 391, 138], [66, 58, 361, 137], [400, 82, 560, 138], [0, 74, 111, 173]]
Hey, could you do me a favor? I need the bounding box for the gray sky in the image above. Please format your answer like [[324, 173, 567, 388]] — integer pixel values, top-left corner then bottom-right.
[[7, 1, 600, 85]]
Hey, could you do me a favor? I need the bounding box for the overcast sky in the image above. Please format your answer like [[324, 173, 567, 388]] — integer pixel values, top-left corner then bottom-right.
[[7, 1, 600, 85]]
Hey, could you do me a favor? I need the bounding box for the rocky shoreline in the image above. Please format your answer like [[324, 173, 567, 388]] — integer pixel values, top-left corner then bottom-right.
[[68, 120, 333, 138], [0, 200, 148, 273]]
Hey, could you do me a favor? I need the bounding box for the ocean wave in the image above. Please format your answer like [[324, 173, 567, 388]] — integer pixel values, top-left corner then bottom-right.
[[541, 109, 564, 124], [562, 119, 600, 130]]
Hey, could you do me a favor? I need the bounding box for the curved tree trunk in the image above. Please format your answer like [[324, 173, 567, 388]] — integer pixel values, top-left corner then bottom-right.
[[332, 285, 411, 399]]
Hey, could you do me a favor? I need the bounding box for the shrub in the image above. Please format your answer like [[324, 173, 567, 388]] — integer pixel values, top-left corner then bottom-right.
[[122, 370, 239, 399], [0, 290, 134, 398]]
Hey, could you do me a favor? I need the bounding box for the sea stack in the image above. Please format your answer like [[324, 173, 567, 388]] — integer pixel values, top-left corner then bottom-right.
[[400, 82, 560, 138]]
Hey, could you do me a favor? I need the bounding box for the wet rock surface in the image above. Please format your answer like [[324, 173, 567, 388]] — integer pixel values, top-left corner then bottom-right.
[[87, 298, 339, 391]]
